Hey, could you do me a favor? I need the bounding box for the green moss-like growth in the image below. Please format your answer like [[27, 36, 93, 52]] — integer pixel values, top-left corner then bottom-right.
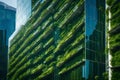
[[112, 71, 120, 80], [107, 0, 120, 79], [31, 64, 45, 75], [111, 51, 120, 66], [44, 55, 54, 64], [56, 44, 83, 67], [18, 69, 30, 80], [102, 72, 108, 80], [107, 0, 117, 6], [54, 15, 84, 53], [8, 0, 85, 79], [95, 75, 99, 80], [59, 59, 84, 75], [35, 67, 54, 80]]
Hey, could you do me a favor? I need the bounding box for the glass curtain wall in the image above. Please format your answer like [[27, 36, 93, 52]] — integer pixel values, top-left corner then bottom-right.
[[85, 0, 105, 79], [0, 30, 7, 80], [0, 2, 15, 80], [8, 0, 105, 80]]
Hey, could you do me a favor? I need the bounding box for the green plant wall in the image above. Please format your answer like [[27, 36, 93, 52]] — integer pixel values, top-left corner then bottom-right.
[[8, 0, 85, 80], [107, 0, 120, 80]]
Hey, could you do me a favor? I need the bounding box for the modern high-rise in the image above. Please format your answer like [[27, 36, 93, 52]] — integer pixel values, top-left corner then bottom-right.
[[0, 1, 16, 80], [8, 0, 105, 80], [107, 0, 120, 80]]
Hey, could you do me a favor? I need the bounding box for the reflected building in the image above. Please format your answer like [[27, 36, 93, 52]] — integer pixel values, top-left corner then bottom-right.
[[0, 1, 16, 80], [85, 0, 105, 79], [8, 0, 105, 80]]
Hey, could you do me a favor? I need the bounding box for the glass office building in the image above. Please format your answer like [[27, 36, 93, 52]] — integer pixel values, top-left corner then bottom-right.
[[85, 0, 105, 79], [8, 0, 105, 80], [0, 1, 16, 80], [0, 30, 6, 80]]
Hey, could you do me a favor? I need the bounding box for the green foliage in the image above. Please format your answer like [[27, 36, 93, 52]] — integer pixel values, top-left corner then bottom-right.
[[56, 44, 84, 67], [95, 75, 99, 80], [111, 16, 120, 29], [8, 0, 85, 79], [35, 67, 54, 80], [94, 72, 108, 80], [110, 34, 120, 52], [107, 0, 117, 6], [111, 51, 120, 66], [112, 71, 120, 80], [103, 72, 108, 80], [107, 0, 120, 79], [31, 64, 45, 75], [58, 59, 84, 75], [44, 55, 54, 63]]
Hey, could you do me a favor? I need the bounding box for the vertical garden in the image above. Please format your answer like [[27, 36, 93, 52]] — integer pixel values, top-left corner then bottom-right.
[[107, 0, 120, 80], [8, 0, 85, 80]]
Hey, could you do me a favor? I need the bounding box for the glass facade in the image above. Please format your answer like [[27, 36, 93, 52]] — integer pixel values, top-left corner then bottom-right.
[[85, 0, 105, 79], [0, 1, 16, 80], [16, 0, 31, 30], [8, 0, 105, 80], [0, 30, 7, 80]]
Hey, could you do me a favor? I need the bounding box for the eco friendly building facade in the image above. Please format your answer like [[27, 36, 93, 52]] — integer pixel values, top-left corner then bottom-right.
[[8, 0, 105, 80], [107, 0, 120, 80]]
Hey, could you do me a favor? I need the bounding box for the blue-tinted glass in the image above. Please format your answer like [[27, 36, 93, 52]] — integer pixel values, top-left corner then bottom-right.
[[0, 2, 15, 80], [85, 0, 105, 79], [85, 0, 105, 61], [86, 0, 97, 38]]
